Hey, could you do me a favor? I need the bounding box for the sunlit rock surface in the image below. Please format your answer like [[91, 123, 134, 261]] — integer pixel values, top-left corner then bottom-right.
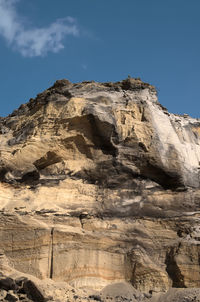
[[0, 78, 200, 301]]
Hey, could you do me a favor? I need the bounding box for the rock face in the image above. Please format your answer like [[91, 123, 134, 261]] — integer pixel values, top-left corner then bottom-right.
[[0, 78, 200, 299]]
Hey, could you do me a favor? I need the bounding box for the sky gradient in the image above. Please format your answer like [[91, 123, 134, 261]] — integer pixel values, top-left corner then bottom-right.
[[0, 0, 200, 118]]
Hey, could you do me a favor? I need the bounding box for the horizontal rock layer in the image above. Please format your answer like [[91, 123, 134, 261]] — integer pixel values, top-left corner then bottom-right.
[[0, 78, 200, 295]]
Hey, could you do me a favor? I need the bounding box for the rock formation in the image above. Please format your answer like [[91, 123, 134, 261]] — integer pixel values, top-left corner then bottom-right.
[[0, 78, 200, 301]]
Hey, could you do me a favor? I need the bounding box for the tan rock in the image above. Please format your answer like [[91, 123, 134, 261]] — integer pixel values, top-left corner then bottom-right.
[[0, 78, 200, 297]]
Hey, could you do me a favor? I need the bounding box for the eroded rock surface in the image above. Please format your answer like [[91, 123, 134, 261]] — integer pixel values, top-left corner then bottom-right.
[[0, 78, 200, 301]]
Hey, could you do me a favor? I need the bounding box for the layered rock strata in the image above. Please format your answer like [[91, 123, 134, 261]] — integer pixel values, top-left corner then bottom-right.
[[0, 78, 200, 298]]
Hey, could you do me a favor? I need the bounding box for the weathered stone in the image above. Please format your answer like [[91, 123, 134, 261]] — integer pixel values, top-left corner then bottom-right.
[[5, 292, 18, 302], [0, 277, 17, 291], [22, 280, 45, 302], [0, 78, 199, 298], [0, 290, 7, 300]]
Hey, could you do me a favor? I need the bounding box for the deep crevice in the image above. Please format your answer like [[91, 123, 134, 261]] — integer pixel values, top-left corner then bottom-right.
[[165, 247, 186, 288], [67, 114, 117, 156], [50, 227, 54, 279]]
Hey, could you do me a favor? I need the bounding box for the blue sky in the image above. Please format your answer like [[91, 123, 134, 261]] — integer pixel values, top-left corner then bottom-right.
[[0, 0, 200, 117]]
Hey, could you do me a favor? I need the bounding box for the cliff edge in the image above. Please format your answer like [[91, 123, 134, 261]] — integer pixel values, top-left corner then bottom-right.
[[0, 78, 200, 302]]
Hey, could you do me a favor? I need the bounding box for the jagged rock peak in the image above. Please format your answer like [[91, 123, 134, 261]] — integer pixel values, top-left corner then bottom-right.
[[9, 77, 157, 117], [47, 77, 156, 93]]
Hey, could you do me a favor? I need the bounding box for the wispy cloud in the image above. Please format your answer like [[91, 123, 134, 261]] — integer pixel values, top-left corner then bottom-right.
[[0, 0, 79, 57]]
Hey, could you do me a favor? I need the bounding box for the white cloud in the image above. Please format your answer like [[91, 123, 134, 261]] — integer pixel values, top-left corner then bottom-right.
[[0, 0, 79, 57]]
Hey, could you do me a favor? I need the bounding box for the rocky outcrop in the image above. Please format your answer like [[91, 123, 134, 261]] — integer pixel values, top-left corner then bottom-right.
[[0, 78, 200, 300]]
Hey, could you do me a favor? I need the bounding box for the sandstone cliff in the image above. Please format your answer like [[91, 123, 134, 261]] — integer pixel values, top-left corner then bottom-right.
[[0, 78, 200, 302]]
